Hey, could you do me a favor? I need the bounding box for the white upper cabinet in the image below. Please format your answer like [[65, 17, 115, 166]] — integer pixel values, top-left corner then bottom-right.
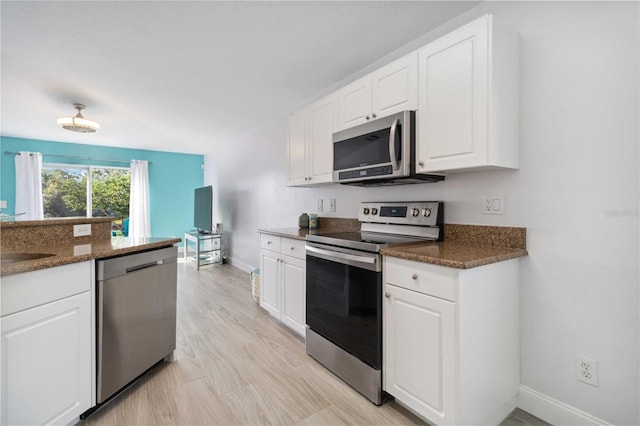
[[286, 110, 307, 186], [417, 14, 519, 173], [338, 53, 418, 130], [286, 94, 337, 186]]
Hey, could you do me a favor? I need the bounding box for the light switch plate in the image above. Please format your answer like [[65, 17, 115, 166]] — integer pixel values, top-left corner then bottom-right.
[[73, 224, 92, 237]]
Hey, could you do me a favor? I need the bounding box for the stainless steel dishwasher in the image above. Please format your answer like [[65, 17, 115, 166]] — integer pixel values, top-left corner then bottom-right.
[[96, 246, 178, 404]]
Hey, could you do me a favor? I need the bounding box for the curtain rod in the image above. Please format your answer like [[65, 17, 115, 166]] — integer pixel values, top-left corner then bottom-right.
[[3, 151, 152, 165]]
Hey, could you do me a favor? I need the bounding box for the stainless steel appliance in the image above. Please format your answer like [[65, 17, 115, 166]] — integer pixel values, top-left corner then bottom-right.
[[332, 111, 444, 186], [305, 201, 443, 405], [96, 246, 178, 404]]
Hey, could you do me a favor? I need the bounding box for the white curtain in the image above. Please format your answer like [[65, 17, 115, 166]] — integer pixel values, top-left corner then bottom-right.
[[129, 160, 151, 238], [15, 151, 44, 221]]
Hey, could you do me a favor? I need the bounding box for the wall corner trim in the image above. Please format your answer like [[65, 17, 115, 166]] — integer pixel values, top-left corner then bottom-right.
[[518, 385, 611, 426]]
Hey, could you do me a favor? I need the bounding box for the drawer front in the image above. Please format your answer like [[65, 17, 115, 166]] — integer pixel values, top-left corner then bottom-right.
[[200, 237, 221, 251], [209, 250, 221, 263], [281, 238, 306, 260], [260, 234, 281, 252], [2, 261, 92, 317], [384, 257, 457, 302]]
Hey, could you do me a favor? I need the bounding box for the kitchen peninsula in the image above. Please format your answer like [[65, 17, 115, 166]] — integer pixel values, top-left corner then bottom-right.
[[0, 217, 181, 425]]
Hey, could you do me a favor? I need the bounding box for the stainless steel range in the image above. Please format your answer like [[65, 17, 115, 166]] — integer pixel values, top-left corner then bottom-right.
[[305, 201, 443, 405]]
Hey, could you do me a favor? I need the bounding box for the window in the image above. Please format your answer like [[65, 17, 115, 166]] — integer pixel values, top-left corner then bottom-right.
[[42, 164, 131, 234]]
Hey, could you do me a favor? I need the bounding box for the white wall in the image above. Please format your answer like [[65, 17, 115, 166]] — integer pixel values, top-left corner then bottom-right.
[[205, 2, 639, 424]]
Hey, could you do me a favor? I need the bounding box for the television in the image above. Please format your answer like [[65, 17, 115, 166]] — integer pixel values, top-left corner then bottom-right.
[[194, 185, 213, 234]]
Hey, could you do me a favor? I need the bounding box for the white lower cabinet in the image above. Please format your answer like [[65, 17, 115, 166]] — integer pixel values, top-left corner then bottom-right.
[[1, 261, 93, 426], [383, 257, 520, 426], [259, 234, 306, 336]]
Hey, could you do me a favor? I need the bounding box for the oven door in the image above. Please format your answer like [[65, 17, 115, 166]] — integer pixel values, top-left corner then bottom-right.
[[305, 243, 382, 369]]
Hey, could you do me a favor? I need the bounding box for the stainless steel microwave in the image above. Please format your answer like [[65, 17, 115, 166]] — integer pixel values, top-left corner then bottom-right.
[[332, 111, 444, 186]]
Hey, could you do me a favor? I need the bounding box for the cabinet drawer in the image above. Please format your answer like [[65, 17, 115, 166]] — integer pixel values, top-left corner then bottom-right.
[[260, 234, 281, 251], [281, 238, 306, 260], [385, 257, 457, 302], [1, 261, 92, 317], [200, 237, 221, 251]]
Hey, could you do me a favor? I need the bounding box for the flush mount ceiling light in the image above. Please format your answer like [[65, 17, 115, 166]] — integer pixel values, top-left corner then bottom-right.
[[57, 103, 100, 133]]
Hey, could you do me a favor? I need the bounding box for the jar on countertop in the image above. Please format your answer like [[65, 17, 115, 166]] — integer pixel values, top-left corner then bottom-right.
[[298, 213, 309, 229], [309, 214, 318, 230]]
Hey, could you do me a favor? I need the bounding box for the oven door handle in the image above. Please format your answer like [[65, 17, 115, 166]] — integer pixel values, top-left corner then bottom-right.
[[389, 117, 400, 171], [306, 244, 379, 271]]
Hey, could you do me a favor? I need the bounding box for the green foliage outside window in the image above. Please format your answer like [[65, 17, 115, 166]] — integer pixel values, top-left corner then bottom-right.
[[42, 167, 131, 221], [91, 169, 130, 219], [42, 168, 87, 217]]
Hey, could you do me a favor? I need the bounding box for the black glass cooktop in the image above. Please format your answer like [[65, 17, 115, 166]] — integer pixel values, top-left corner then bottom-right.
[[307, 231, 429, 253]]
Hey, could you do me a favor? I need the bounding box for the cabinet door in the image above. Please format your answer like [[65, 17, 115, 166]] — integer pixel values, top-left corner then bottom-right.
[[307, 95, 337, 184], [372, 53, 418, 118], [384, 284, 456, 425], [1, 292, 92, 426], [260, 249, 281, 318], [280, 255, 306, 337], [286, 110, 308, 186], [337, 76, 372, 130], [417, 16, 489, 173]]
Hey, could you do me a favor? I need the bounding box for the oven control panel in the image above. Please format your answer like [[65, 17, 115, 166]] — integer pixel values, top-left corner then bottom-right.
[[358, 201, 442, 226]]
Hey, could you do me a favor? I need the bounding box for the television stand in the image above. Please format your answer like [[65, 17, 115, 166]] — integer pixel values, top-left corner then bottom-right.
[[184, 231, 222, 270]]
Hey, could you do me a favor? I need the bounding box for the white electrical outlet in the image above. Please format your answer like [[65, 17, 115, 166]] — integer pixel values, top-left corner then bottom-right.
[[0, 200, 7, 209], [482, 195, 505, 215], [330, 198, 336, 212], [317, 199, 323, 212], [576, 356, 598, 386], [73, 244, 92, 256], [73, 224, 92, 237]]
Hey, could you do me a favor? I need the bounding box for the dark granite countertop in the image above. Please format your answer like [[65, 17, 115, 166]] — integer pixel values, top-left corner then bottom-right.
[[381, 241, 528, 269], [257, 227, 325, 241], [258, 222, 528, 269], [1, 237, 181, 276]]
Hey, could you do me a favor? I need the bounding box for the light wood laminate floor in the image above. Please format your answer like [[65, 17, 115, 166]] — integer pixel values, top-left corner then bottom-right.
[[81, 261, 548, 425]]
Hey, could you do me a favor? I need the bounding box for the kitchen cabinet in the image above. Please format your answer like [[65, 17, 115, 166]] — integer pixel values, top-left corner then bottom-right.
[[416, 14, 519, 173], [1, 261, 93, 426], [383, 257, 519, 425], [259, 234, 306, 336], [286, 94, 337, 186], [338, 53, 417, 130]]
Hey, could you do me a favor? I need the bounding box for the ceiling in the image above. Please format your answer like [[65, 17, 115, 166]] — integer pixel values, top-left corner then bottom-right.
[[1, 1, 479, 154]]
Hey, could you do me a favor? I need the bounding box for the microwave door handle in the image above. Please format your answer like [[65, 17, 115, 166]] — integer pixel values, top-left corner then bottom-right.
[[389, 118, 400, 170]]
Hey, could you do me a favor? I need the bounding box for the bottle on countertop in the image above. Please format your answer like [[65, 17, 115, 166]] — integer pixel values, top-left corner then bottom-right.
[[298, 213, 309, 229], [309, 214, 318, 230]]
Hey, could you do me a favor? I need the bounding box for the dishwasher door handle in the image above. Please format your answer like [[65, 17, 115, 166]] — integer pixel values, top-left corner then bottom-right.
[[125, 260, 162, 274]]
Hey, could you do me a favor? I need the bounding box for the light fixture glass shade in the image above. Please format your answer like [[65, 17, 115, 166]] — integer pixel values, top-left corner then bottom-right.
[[57, 104, 100, 133]]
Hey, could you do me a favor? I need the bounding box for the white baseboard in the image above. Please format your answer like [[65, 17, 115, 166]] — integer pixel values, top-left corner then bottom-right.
[[227, 257, 255, 273], [483, 395, 518, 425], [518, 385, 610, 426]]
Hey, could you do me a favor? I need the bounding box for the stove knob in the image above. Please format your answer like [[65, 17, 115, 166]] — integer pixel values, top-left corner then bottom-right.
[[411, 208, 420, 217], [363, 207, 370, 215], [422, 208, 432, 217], [371, 208, 378, 215]]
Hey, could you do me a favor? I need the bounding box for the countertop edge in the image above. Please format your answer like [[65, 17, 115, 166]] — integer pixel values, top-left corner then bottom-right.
[[257, 228, 309, 241], [1, 238, 182, 277], [380, 246, 528, 269]]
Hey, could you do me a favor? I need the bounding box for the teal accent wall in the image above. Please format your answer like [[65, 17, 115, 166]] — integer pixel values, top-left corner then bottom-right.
[[0, 136, 204, 241]]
